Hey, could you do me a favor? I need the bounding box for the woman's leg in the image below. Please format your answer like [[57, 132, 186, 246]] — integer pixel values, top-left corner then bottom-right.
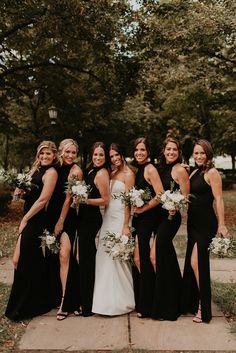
[[57, 232, 71, 319], [12, 235, 22, 269], [133, 235, 140, 272], [150, 236, 156, 272], [190, 243, 202, 322]]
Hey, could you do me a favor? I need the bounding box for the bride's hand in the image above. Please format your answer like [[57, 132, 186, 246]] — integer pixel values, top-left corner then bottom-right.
[[122, 225, 130, 236]]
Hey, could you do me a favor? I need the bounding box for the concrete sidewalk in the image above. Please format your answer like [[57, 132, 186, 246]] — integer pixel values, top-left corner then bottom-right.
[[1, 257, 236, 352]]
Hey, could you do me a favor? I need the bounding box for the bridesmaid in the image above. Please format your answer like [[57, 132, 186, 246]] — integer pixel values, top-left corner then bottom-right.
[[46, 138, 83, 320], [77, 141, 110, 317], [182, 139, 228, 323], [150, 137, 190, 321], [132, 137, 163, 318], [5, 141, 58, 321]]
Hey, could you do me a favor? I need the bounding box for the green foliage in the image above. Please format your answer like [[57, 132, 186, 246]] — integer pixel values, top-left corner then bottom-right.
[[0, 0, 236, 167], [212, 281, 236, 317]]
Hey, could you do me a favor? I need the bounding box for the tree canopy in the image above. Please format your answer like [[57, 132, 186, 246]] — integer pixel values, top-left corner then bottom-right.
[[0, 0, 235, 168]]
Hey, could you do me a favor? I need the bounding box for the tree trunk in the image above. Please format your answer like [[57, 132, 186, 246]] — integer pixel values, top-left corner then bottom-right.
[[231, 154, 235, 170], [3, 134, 9, 170]]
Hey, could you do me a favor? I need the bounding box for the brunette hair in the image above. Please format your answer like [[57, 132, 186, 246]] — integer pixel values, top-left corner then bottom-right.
[[31, 140, 58, 173], [133, 137, 151, 159], [58, 138, 78, 165], [194, 139, 215, 172], [86, 141, 109, 171], [109, 143, 126, 164], [159, 137, 183, 167]]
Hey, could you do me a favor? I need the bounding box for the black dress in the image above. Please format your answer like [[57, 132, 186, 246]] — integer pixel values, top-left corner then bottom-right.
[[151, 162, 182, 321], [132, 163, 158, 317], [77, 166, 104, 316], [46, 163, 80, 313], [5, 166, 54, 321], [182, 167, 217, 323]]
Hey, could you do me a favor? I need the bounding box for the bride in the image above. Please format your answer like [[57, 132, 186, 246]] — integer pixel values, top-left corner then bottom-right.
[[92, 143, 135, 315]]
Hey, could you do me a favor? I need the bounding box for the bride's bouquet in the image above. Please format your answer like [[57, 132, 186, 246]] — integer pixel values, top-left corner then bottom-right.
[[208, 236, 236, 258], [103, 230, 135, 262], [40, 229, 60, 256], [0, 170, 36, 201], [156, 182, 190, 220], [113, 187, 152, 208], [65, 175, 91, 211]]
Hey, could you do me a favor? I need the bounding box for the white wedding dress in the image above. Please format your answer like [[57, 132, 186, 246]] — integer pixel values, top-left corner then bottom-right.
[[92, 180, 135, 315]]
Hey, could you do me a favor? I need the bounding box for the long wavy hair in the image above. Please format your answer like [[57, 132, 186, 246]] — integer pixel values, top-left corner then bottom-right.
[[194, 139, 215, 172], [58, 138, 79, 165], [86, 141, 109, 172], [31, 140, 58, 173], [109, 143, 126, 167], [159, 137, 183, 168]]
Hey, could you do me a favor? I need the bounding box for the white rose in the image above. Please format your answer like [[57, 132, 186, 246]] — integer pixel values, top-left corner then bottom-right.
[[135, 199, 144, 207], [46, 235, 56, 245]]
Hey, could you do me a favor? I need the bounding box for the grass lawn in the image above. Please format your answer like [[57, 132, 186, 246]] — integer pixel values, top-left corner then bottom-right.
[[0, 191, 236, 350]]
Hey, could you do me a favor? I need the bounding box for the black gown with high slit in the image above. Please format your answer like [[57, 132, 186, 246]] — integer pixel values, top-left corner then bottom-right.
[[151, 162, 183, 321], [5, 166, 54, 321], [132, 163, 159, 317], [46, 163, 80, 313], [77, 166, 104, 316], [182, 166, 217, 323]]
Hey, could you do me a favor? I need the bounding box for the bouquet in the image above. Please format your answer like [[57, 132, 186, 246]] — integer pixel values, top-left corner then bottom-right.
[[113, 187, 152, 208], [208, 236, 236, 258], [0, 170, 36, 201], [156, 182, 190, 220], [65, 175, 91, 211], [40, 229, 60, 256], [103, 230, 135, 262]]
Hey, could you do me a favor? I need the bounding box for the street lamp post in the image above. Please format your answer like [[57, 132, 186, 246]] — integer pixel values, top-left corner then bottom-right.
[[48, 105, 57, 125]]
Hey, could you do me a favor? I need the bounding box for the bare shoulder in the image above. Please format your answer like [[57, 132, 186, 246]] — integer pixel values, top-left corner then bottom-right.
[[174, 163, 189, 176], [124, 165, 135, 177], [45, 166, 58, 177], [146, 163, 158, 175], [207, 167, 221, 180], [97, 168, 109, 179], [124, 167, 135, 183]]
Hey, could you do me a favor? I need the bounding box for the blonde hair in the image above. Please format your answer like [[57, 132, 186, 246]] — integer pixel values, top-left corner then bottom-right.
[[31, 140, 58, 173], [58, 138, 79, 165]]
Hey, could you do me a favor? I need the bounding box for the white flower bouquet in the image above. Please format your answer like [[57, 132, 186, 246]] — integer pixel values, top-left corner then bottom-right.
[[208, 236, 236, 258], [40, 229, 60, 256], [113, 187, 152, 208], [156, 184, 190, 220], [1, 170, 36, 201], [65, 175, 91, 211], [103, 230, 135, 262]]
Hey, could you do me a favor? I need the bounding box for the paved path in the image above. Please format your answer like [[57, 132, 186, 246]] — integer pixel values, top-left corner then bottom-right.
[[1, 257, 236, 352]]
